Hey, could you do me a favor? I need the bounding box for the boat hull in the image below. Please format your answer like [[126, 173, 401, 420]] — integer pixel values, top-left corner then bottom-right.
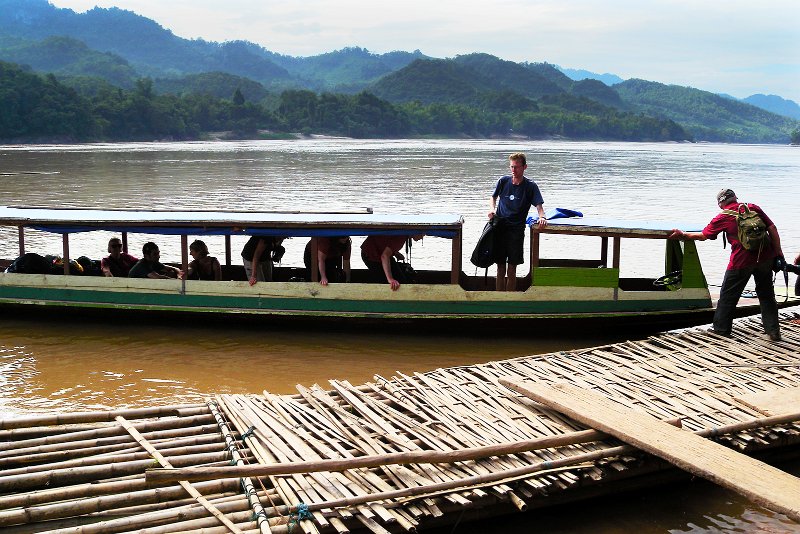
[[0, 273, 724, 334]]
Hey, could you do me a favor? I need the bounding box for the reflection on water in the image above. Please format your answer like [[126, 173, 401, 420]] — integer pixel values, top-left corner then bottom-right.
[[0, 317, 626, 416]]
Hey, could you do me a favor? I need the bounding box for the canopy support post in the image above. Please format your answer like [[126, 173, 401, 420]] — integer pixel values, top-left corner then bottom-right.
[[530, 229, 541, 286], [450, 229, 461, 285], [17, 226, 24, 256], [224, 236, 231, 266], [181, 235, 189, 275], [310, 238, 319, 282], [612, 236, 621, 300], [61, 234, 70, 275]]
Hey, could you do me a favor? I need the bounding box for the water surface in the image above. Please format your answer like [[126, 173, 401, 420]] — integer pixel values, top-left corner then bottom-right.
[[1, 139, 799, 533]]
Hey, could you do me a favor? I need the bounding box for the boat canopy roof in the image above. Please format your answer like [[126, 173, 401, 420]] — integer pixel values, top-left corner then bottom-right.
[[538, 217, 704, 239], [0, 206, 464, 238]]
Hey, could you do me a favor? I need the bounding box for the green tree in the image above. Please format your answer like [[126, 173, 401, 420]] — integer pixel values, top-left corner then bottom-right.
[[232, 87, 245, 105]]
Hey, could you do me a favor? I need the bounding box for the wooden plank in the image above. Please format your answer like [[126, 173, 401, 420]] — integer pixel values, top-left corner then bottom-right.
[[735, 386, 800, 416], [500, 379, 800, 523]]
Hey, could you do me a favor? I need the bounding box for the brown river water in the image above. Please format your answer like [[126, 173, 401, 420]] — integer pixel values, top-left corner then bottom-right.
[[1, 139, 799, 532]]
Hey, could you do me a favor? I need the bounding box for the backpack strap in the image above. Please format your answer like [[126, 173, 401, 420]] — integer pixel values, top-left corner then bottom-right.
[[719, 209, 737, 249]]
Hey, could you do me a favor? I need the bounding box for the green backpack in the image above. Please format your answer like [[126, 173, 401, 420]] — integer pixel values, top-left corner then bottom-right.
[[721, 203, 768, 252]]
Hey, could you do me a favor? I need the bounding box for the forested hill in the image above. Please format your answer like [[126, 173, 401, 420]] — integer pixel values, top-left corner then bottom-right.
[[0, 0, 418, 92], [614, 80, 799, 144], [0, 59, 691, 143], [0, 0, 798, 143]]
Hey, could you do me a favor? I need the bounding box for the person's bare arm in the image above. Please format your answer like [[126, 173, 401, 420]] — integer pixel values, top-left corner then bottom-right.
[[249, 239, 267, 286], [317, 249, 329, 286], [381, 246, 400, 290], [668, 229, 708, 241], [767, 224, 783, 257]]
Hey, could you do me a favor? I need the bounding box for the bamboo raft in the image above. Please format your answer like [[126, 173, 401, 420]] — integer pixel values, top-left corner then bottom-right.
[[2, 313, 800, 533]]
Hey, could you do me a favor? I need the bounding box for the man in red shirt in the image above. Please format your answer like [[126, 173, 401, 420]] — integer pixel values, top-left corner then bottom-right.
[[669, 188, 784, 340]]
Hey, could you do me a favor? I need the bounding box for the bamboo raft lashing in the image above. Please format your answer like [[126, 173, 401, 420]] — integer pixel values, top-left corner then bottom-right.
[[0, 313, 797, 533]]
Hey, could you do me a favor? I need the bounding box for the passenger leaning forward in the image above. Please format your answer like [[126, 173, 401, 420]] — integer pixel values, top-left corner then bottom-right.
[[241, 236, 285, 286], [361, 234, 423, 291], [303, 236, 351, 286]]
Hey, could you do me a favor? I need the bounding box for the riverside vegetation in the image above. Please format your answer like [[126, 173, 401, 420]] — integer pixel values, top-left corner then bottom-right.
[[0, 60, 691, 143]]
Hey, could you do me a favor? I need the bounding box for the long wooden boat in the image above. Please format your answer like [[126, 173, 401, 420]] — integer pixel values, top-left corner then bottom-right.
[[0, 206, 793, 332]]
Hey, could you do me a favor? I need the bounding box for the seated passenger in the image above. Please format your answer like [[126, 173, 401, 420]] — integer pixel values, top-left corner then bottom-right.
[[101, 238, 138, 277], [188, 239, 221, 281], [303, 236, 351, 286], [360, 234, 423, 291], [241, 236, 285, 286], [128, 242, 184, 279]]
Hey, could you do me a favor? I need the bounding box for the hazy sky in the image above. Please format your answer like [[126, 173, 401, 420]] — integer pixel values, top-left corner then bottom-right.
[[48, 0, 800, 102]]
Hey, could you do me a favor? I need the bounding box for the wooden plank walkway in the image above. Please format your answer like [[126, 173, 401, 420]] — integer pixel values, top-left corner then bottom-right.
[[0, 312, 799, 533], [500, 379, 800, 522]]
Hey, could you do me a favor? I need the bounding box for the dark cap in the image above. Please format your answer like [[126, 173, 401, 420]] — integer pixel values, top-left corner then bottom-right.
[[716, 188, 736, 204]]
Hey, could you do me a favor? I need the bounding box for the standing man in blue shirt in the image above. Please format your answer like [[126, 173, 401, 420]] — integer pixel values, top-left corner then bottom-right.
[[488, 152, 546, 291]]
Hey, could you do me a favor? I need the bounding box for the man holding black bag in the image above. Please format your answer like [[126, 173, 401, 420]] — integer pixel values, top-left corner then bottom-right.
[[488, 153, 546, 292]]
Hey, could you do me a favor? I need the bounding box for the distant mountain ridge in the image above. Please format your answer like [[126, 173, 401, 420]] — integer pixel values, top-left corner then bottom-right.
[[557, 66, 625, 87], [0, 0, 798, 143], [742, 94, 800, 120]]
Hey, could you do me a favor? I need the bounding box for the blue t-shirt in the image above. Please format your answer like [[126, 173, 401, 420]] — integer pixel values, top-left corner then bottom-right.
[[492, 176, 544, 226]]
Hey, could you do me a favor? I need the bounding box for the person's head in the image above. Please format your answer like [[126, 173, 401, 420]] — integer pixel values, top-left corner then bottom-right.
[[189, 239, 208, 259], [716, 188, 737, 207], [509, 153, 527, 180], [107, 238, 123, 256], [141, 241, 160, 261]]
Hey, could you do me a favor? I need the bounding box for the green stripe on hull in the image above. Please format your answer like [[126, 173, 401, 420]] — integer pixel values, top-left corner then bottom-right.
[[0, 286, 711, 317]]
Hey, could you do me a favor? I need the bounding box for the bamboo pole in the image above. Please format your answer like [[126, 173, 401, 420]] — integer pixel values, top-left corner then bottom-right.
[[115, 416, 244, 534], [40, 493, 259, 534], [87, 490, 245, 517], [0, 480, 242, 527], [0, 414, 215, 452], [146, 426, 618, 484], [0, 451, 229, 493], [0, 439, 228, 476], [0, 423, 221, 463], [0, 404, 207, 429]]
